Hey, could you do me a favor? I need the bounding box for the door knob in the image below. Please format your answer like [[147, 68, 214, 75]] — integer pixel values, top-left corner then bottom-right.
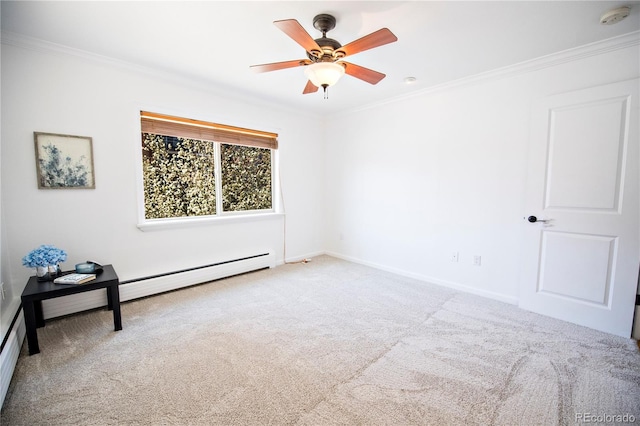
[[527, 215, 550, 223]]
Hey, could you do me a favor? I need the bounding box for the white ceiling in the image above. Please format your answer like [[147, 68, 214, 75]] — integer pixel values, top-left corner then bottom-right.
[[2, 1, 639, 116]]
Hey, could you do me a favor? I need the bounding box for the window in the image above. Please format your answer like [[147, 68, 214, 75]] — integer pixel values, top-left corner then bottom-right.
[[140, 111, 277, 221], [220, 144, 272, 212]]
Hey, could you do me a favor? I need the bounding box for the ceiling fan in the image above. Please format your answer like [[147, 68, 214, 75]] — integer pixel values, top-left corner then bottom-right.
[[250, 14, 398, 97]]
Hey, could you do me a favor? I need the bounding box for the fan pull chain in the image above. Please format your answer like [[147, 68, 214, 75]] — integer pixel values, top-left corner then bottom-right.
[[322, 84, 329, 99]]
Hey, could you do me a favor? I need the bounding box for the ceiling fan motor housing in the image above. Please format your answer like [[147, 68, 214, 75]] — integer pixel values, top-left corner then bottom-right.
[[308, 37, 342, 61], [308, 14, 343, 62]]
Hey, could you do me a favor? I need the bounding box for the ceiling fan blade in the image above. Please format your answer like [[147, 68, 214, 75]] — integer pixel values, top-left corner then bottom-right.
[[336, 28, 397, 57], [341, 61, 386, 85], [250, 59, 311, 73], [274, 19, 322, 57], [303, 80, 319, 94]]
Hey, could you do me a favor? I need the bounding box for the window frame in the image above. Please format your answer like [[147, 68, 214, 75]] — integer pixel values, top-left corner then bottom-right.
[[135, 110, 282, 231]]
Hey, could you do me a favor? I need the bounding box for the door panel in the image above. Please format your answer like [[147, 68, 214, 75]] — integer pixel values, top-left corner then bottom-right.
[[545, 98, 627, 211], [538, 231, 615, 305], [520, 79, 639, 337]]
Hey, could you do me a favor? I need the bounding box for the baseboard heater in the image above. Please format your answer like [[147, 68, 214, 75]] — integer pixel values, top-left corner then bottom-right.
[[41, 252, 275, 320], [0, 306, 25, 405]]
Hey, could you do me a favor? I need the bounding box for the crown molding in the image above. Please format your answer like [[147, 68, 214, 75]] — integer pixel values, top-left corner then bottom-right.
[[0, 30, 320, 120], [341, 30, 640, 117], [3, 29, 638, 119], [1, 30, 152, 75]]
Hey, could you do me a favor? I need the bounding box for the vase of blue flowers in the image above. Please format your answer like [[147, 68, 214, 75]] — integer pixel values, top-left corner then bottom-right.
[[22, 245, 67, 281]]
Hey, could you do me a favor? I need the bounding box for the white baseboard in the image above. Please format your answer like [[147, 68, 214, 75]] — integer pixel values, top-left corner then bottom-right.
[[325, 251, 519, 305], [282, 250, 325, 265]]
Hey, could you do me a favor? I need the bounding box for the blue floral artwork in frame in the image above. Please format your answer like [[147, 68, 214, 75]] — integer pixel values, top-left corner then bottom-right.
[[34, 132, 95, 189]]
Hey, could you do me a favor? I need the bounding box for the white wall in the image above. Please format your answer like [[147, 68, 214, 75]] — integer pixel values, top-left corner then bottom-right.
[[2, 32, 638, 334], [0, 42, 326, 320], [324, 42, 639, 303]]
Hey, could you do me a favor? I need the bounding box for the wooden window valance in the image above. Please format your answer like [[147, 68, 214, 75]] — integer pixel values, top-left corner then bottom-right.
[[140, 111, 278, 150]]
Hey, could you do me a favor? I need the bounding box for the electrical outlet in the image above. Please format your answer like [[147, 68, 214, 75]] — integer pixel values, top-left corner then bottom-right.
[[473, 255, 482, 266], [450, 252, 459, 262]]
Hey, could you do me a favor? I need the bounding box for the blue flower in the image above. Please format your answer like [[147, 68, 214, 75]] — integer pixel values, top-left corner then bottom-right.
[[22, 245, 67, 268]]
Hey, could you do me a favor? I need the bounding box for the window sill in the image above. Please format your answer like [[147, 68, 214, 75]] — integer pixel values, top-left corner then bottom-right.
[[137, 212, 284, 232]]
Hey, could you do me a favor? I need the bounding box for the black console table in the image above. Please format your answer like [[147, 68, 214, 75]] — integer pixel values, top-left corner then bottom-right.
[[20, 264, 122, 355]]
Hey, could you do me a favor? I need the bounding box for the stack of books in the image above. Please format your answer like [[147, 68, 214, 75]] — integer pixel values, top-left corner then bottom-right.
[[53, 273, 96, 285]]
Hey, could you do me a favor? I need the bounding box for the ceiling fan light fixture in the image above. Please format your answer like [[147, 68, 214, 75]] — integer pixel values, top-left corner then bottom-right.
[[304, 62, 345, 88]]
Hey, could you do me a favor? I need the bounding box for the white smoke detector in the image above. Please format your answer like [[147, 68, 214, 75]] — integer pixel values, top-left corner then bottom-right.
[[600, 6, 631, 25]]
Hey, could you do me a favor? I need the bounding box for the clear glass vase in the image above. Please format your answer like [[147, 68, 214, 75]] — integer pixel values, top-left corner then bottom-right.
[[35, 264, 60, 281]]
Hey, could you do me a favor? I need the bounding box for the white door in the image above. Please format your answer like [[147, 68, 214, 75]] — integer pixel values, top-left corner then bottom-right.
[[520, 79, 639, 338]]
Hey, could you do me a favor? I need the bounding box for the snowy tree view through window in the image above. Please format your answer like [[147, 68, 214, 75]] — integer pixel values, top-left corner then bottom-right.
[[221, 144, 272, 212], [142, 133, 273, 220]]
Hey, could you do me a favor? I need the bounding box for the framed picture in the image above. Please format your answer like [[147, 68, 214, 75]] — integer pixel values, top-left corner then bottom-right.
[[34, 132, 95, 189]]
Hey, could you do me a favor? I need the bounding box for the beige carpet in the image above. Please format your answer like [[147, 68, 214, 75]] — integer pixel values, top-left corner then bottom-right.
[[2, 255, 639, 425]]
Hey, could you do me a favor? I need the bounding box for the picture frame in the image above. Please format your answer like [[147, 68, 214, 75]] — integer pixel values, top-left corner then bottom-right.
[[34, 132, 95, 189]]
